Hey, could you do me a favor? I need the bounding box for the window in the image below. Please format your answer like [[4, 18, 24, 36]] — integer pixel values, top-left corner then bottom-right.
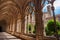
[[25, 2, 36, 34]]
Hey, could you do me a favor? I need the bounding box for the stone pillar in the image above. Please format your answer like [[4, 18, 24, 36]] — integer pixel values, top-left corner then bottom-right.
[[35, 0, 44, 40], [9, 16, 12, 32], [12, 18, 16, 34], [8, 20, 11, 33], [21, 14, 25, 34], [29, 13, 34, 34], [11, 17, 14, 34], [18, 13, 21, 33], [14, 15, 17, 34], [21, 8, 25, 34], [8, 17, 12, 33], [6, 23, 10, 33], [26, 14, 29, 34], [11, 17, 13, 32], [10, 18, 12, 32]]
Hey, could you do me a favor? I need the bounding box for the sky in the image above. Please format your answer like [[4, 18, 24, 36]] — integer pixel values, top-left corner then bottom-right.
[[43, 0, 60, 15]]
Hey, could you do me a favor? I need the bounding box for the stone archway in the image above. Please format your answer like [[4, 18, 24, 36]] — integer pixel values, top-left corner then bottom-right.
[[0, 20, 7, 32], [0, 26, 3, 32]]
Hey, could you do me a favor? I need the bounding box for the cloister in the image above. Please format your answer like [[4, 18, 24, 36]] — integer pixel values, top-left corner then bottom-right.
[[0, 0, 58, 40]]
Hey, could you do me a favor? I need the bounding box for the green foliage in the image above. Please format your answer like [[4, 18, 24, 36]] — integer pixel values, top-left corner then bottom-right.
[[28, 24, 31, 31], [27, 24, 36, 33], [45, 20, 60, 36], [27, 24, 32, 31]]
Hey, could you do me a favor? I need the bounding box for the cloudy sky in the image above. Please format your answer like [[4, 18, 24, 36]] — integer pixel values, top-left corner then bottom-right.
[[43, 0, 60, 15]]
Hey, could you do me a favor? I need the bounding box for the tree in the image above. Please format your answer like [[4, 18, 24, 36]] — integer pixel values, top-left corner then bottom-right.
[[45, 20, 60, 36]]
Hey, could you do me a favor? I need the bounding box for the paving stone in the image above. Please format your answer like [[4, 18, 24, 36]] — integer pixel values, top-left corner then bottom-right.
[[0, 32, 21, 40]]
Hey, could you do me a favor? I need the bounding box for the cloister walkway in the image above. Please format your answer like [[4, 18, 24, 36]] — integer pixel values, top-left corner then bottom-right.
[[0, 32, 21, 40]]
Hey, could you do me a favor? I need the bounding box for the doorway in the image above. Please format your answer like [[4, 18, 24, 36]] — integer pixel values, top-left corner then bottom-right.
[[0, 26, 3, 32]]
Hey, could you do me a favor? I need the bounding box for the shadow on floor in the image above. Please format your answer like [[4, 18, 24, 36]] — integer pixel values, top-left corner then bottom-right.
[[0, 32, 21, 40]]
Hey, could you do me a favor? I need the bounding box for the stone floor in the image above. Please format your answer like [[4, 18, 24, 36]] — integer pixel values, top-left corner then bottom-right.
[[0, 32, 21, 40]]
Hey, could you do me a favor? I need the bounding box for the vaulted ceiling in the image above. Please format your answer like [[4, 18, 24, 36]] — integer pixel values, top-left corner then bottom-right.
[[0, 0, 32, 24]]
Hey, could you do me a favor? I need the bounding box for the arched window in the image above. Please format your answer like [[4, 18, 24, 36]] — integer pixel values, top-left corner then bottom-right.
[[25, 2, 36, 34]]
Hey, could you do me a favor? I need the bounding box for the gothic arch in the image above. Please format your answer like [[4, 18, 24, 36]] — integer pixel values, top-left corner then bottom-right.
[[0, 0, 21, 16], [0, 0, 22, 29], [23, 0, 34, 12]]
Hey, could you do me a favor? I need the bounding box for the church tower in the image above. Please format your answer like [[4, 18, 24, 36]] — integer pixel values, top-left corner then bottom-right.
[[47, 5, 52, 17]]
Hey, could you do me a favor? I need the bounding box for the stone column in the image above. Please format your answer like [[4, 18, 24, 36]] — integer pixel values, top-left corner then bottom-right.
[[17, 13, 21, 33], [8, 17, 12, 33], [8, 20, 11, 33], [11, 17, 13, 32], [21, 8, 25, 34], [14, 15, 17, 34], [11, 17, 14, 34], [6, 22, 10, 33], [21, 15, 25, 34], [35, 0, 44, 40], [12, 18, 16, 34], [10, 18, 12, 32], [29, 13, 33, 34], [26, 14, 29, 34]]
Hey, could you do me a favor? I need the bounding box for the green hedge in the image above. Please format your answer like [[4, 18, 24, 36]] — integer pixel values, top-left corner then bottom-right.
[[45, 20, 60, 36]]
